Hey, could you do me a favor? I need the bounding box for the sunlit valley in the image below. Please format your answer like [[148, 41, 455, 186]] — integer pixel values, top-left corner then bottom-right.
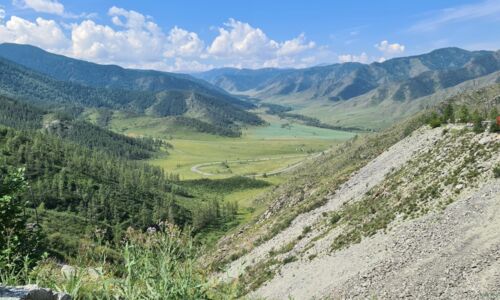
[[0, 1, 499, 299]]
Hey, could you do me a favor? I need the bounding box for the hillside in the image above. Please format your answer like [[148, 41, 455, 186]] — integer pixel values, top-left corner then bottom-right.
[[197, 48, 500, 130], [0, 53, 263, 136], [208, 84, 500, 298], [0, 95, 162, 159], [0, 43, 232, 98]]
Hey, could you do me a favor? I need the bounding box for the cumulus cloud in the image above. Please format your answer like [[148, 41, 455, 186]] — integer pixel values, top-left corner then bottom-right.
[[164, 26, 205, 58], [0, 7, 323, 71], [0, 16, 69, 50], [277, 33, 315, 56], [13, 0, 65, 16], [0, 9, 5, 20], [207, 18, 316, 66], [208, 18, 279, 58], [374, 40, 405, 56], [338, 52, 369, 63]]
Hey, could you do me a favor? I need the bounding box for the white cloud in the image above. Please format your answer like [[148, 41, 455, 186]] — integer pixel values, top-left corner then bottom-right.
[[164, 26, 205, 58], [14, 0, 64, 16], [0, 16, 69, 50], [338, 52, 369, 63], [70, 19, 164, 63], [108, 6, 147, 30], [69, 7, 209, 71], [206, 18, 317, 68], [375, 40, 405, 56], [410, 0, 500, 32], [277, 33, 315, 56], [0, 9, 5, 20], [0, 8, 324, 71], [208, 18, 279, 58]]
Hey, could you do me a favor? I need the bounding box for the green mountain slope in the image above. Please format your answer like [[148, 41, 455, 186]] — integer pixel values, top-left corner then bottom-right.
[[0, 95, 162, 159], [0, 54, 263, 136], [0, 43, 234, 99], [197, 48, 500, 130]]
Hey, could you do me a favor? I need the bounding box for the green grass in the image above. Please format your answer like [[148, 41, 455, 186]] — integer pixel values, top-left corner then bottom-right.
[[245, 114, 355, 140], [198, 156, 307, 176], [142, 113, 354, 180]]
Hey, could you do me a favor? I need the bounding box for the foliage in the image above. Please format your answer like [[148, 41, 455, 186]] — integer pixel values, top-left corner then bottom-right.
[[0, 127, 191, 256], [19, 224, 237, 299], [191, 197, 238, 233], [172, 116, 242, 137], [427, 111, 442, 128], [456, 105, 470, 123], [0, 95, 165, 160], [0, 168, 45, 283], [494, 165, 500, 178], [183, 177, 271, 194], [471, 110, 485, 133]]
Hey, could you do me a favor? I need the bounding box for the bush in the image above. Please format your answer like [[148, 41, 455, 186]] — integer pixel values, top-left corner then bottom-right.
[[427, 112, 442, 128], [0, 168, 45, 284], [494, 165, 500, 178], [330, 212, 342, 225]]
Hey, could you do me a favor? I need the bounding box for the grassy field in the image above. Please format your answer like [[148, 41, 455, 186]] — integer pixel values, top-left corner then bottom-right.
[[197, 155, 307, 176], [102, 110, 356, 239], [102, 109, 356, 179], [145, 113, 355, 179]]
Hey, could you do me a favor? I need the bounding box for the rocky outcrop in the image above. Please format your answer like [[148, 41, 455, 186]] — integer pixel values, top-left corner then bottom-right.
[[0, 285, 71, 300]]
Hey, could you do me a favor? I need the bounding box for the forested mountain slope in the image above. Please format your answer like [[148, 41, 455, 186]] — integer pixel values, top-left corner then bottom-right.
[[0, 95, 162, 159], [0, 54, 263, 136], [0, 43, 233, 100]]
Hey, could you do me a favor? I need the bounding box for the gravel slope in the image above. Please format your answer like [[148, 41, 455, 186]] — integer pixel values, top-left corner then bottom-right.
[[249, 129, 500, 299], [254, 177, 500, 300], [222, 127, 443, 280]]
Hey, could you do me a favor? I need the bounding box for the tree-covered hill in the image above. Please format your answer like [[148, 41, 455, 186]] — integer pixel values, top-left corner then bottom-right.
[[0, 43, 253, 109], [0, 95, 162, 159], [0, 53, 264, 136]]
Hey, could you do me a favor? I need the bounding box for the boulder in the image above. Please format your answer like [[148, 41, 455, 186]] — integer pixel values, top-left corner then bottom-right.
[[0, 284, 71, 300]]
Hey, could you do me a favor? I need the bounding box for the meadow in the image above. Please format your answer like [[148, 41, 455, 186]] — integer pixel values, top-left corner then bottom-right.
[[104, 110, 357, 242]]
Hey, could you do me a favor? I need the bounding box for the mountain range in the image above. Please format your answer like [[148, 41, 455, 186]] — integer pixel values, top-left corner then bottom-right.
[[0, 43, 263, 136], [197, 47, 500, 129]]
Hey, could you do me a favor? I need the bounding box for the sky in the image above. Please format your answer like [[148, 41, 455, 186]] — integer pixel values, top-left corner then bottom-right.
[[0, 0, 499, 72]]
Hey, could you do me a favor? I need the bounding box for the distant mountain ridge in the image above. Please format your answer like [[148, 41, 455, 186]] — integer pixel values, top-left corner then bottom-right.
[[196, 47, 500, 130], [0, 44, 264, 136], [197, 47, 500, 102]]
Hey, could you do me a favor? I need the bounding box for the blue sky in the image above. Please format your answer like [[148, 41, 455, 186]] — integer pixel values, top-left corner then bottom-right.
[[0, 0, 499, 72]]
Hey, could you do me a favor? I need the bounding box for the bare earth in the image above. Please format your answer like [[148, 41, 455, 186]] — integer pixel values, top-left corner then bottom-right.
[[218, 126, 500, 299]]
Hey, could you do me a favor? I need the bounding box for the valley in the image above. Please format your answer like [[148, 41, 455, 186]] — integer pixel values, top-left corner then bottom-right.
[[0, 33, 499, 299], [88, 103, 354, 179]]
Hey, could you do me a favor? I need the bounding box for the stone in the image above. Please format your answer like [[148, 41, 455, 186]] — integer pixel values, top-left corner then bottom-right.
[[61, 265, 76, 279], [0, 285, 71, 300]]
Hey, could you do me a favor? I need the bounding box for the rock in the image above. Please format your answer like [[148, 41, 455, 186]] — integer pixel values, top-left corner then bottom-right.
[[87, 267, 102, 280], [0, 284, 71, 300], [60, 265, 76, 279]]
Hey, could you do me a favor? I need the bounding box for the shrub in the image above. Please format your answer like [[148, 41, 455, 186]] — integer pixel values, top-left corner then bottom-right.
[[0, 168, 45, 284], [330, 212, 342, 225], [494, 165, 500, 178], [427, 112, 442, 128]]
